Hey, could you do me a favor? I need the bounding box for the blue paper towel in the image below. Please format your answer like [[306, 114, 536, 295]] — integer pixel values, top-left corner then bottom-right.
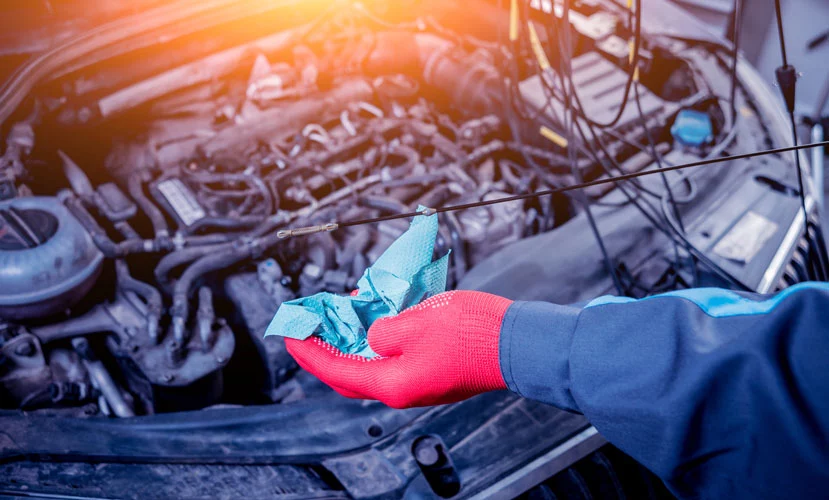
[[264, 209, 449, 357]]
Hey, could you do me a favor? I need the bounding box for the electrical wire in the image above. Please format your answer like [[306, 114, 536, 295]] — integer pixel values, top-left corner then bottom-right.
[[773, 0, 789, 67], [506, 0, 628, 292], [772, 0, 812, 251], [530, 0, 742, 288], [557, 0, 625, 294], [622, 0, 690, 277], [728, 0, 743, 123], [632, 79, 686, 270], [555, 0, 642, 130], [327, 141, 828, 228], [551, 1, 754, 289], [623, 0, 683, 232]]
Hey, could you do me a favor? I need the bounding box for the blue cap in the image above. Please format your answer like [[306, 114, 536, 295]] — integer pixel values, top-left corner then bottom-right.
[[671, 109, 713, 146]]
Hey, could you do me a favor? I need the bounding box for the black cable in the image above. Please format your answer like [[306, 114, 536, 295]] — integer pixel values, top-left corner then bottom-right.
[[771, 0, 821, 268], [334, 141, 829, 228], [542, 3, 682, 241], [558, 0, 625, 294], [728, 0, 743, 123], [555, 0, 642, 130], [508, 0, 788, 290], [539, 6, 751, 287], [633, 80, 686, 267], [624, 0, 683, 233], [773, 0, 788, 67], [516, 0, 633, 291], [619, 0, 687, 274]]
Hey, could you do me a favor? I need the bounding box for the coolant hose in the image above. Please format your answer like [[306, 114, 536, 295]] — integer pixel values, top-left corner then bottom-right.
[[62, 193, 154, 257], [154, 242, 234, 285], [128, 171, 169, 239]]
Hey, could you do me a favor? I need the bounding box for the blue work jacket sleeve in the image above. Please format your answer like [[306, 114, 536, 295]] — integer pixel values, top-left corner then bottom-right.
[[498, 282, 829, 499]]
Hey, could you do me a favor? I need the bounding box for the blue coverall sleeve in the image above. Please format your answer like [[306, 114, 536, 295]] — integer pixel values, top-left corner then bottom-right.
[[498, 282, 829, 499]]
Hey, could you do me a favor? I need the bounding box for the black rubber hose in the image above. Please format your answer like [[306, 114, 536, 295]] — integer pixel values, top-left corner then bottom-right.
[[443, 211, 467, 282], [154, 242, 234, 285], [170, 244, 253, 344], [115, 260, 163, 343], [360, 196, 409, 214], [128, 171, 169, 238], [114, 221, 140, 240], [185, 215, 263, 234], [63, 194, 154, 258]]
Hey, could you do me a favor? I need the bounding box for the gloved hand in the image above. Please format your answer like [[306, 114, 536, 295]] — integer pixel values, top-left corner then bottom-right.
[[285, 290, 513, 408]]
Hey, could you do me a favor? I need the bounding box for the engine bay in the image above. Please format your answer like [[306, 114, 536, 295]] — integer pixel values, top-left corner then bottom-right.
[[0, 0, 814, 421]]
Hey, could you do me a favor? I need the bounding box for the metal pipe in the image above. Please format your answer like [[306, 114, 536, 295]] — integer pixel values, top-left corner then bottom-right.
[[72, 338, 134, 418], [197, 287, 215, 350], [31, 305, 116, 343], [812, 123, 825, 209], [115, 260, 163, 344], [814, 74, 829, 121], [128, 171, 169, 239]]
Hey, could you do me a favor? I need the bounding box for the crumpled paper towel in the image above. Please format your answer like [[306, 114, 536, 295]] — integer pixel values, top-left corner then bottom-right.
[[264, 208, 449, 357]]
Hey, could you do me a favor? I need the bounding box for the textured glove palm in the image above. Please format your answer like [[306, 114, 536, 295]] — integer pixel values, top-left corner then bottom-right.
[[285, 290, 512, 408]]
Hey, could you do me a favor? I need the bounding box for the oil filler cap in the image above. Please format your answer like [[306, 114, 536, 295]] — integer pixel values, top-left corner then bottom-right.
[[671, 109, 713, 147]]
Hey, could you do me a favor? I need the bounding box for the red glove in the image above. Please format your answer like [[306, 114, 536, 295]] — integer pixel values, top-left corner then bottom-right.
[[285, 290, 512, 408]]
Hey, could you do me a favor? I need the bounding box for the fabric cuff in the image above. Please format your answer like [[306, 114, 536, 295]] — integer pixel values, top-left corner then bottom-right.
[[498, 301, 582, 412]]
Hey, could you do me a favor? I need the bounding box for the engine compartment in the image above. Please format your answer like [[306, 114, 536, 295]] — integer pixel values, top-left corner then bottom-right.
[[0, 0, 804, 419]]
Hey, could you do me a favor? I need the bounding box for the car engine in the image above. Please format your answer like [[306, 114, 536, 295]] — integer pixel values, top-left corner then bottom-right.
[[0, 0, 821, 450]]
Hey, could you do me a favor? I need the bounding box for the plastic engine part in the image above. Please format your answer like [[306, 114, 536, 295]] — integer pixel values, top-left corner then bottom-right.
[[0, 196, 103, 319], [671, 109, 713, 146]]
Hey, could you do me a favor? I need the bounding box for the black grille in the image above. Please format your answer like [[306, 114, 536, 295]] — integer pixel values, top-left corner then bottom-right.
[[775, 214, 829, 290]]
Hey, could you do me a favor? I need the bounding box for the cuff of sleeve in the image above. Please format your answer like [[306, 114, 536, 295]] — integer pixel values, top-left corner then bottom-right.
[[499, 301, 582, 412]]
